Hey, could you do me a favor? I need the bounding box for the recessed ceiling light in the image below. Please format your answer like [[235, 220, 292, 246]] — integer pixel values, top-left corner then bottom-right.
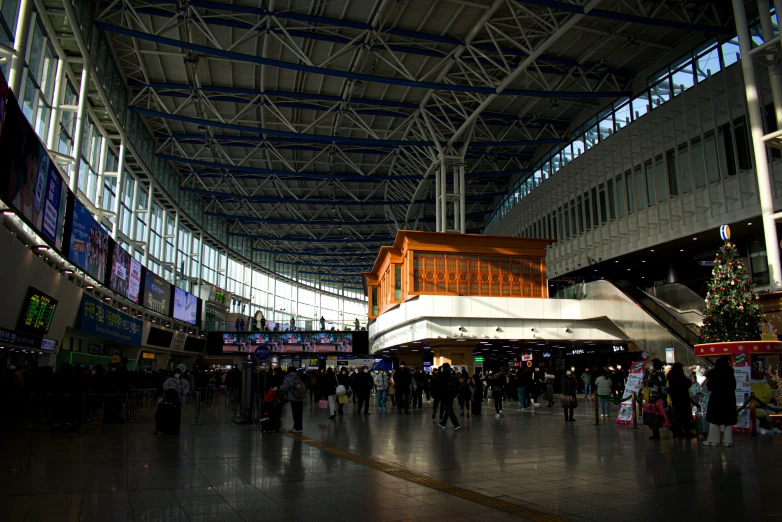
[[650, 249, 654, 252], [680, 249, 684, 252], [693, 237, 697, 240], [748, 222, 753, 225]]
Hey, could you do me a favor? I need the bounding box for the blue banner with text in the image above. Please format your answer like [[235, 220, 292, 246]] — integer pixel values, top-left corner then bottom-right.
[[79, 294, 143, 346]]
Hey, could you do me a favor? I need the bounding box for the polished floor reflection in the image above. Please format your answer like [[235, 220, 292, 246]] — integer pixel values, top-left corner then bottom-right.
[[0, 396, 779, 522]]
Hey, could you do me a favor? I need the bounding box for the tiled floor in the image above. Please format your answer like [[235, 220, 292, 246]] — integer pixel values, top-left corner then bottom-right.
[[1, 395, 781, 521]]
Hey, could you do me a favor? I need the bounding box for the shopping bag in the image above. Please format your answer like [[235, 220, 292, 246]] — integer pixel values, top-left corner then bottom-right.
[[338, 395, 348, 404], [318, 399, 329, 409]]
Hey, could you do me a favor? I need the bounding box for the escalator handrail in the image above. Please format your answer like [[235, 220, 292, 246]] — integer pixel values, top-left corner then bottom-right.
[[609, 280, 701, 348]]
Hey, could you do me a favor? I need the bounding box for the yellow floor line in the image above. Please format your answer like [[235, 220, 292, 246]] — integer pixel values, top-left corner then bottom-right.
[[281, 429, 567, 522]]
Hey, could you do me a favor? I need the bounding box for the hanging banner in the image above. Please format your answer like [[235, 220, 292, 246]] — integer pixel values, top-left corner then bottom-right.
[[79, 294, 143, 346], [616, 360, 646, 425]]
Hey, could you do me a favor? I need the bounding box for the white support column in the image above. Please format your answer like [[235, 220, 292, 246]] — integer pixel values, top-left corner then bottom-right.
[[196, 232, 205, 298], [111, 142, 126, 239], [172, 210, 180, 283], [94, 137, 108, 210], [143, 184, 155, 265], [46, 58, 66, 151], [459, 163, 466, 234], [434, 162, 441, 232], [733, 0, 782, 291], [439, 161, 447, 232], [69, 65, 91, 192], [759, 0, 782, 127], [8, 0, 32, 95], [127, 177, 140, 255]]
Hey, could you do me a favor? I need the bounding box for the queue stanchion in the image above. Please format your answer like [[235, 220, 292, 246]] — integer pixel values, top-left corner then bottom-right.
[[191, 391, 203, 426], [594, 390, 599, 425]]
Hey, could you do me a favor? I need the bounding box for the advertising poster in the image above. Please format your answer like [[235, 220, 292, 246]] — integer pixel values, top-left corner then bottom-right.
[[616, 360, 646, 426], [144, 273, 171, 314], [173, 287, 198, 325], [68, 199, 109, 284], [109, 242, 142, 303], [40, 162, 66, 249], [734, 365, 751, 432]]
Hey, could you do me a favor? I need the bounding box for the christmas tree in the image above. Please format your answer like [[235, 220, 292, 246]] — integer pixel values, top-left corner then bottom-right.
[[700, 241, 763, 343]]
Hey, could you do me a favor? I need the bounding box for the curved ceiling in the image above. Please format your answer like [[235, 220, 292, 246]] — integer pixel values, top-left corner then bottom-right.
[[97, 0, 733, 277]]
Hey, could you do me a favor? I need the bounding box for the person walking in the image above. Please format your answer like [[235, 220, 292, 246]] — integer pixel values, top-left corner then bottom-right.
[[470, 370, 483, 416], [667, 362, 694, 439], [517, 368, 531, 410], [394, 363, 412, 414], [337, 368, 351, 416], [411, 369, 424, 409], [319, 367, 338, 420], [320, 316, 326, 331], [458, 368, 472, 416], [430, 368, 443, 421], [308, 372, 318, 403], [703, 357, 738, 447], [279, 367, 305, 432], [354, 366, 374, 415], [436, 363, 460, 431], [289, 316, 296, 331], [491, 369, 507, 418], [531, 367, 545, 406], [543, 371, 555, 407], [561, 370, 578, 422], [388, 375, 396, 407], [581, 368, 593, 399], [374, 370, 389, 409], [594, 370, 613, 418]]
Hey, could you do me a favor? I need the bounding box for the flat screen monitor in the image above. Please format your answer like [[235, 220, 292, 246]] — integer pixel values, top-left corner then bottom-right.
[[109, 241, 143, 303], [172, 287, 198, 325], [143, 273, 171, 314], [0, 81, 67, 251], [67, 197, 109, 284], [184, 336, 206, 353], [16, 286, 58, 335], [146, 326, 173, 348], [222, 332, 353, 354]]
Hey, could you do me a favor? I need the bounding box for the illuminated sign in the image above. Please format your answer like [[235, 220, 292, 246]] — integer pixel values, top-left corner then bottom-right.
[[474, 356, 485, 362], [16, 287, 58, 335], [521, 354, 533, 361], [613, 345, 625, 352]]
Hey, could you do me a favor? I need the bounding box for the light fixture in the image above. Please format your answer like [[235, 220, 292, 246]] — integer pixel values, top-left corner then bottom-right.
[[2, 211, 14, 216], [679, 249, 684, 252], [642, 260, 646, 263], [86, 285, 94, 290], [104, 297, 111, 301], [748, 222, 753, 225], [650, 249, 655, 252], [63, 269, 73, 274], [614, 260, 619, 263], [693, 237, 698, 241], [35, 245, 48, 251], [121, 306, 127, 310]]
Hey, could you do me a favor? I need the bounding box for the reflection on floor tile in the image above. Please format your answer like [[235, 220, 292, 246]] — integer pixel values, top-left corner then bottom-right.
[[1, 396, 781, 521]]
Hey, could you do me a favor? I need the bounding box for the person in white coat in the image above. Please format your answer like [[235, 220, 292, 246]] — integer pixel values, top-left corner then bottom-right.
[[163, 371, 191, 404]]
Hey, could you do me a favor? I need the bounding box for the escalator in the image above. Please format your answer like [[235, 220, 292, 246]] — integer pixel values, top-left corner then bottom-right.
[[577, 280, 705, 366]]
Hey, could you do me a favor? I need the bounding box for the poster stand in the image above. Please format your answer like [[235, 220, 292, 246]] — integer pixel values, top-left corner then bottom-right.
[[232, 361, 255, 424], [694, 341, 782, 434]]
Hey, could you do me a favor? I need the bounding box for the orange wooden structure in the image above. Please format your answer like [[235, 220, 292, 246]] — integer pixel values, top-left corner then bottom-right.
[[362, 231, 554, 319]]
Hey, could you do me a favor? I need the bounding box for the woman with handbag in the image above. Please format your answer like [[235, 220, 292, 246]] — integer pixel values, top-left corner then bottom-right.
[[337, 368, 351, 416], [561, 370, 578, 421], [318, 367, 338, 420], [646, 358, 671, 439]]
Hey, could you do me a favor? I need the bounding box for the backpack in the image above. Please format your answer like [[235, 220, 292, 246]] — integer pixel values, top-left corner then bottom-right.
[[292, 375, 307, 400]]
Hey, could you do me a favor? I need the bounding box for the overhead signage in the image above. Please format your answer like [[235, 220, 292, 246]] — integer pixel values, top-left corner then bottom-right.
[[474, 356, 485, 362], [40, 338, 56, 351], [16, 286, 58, 335], [68, 198, 109, 284], [521, 354, 533, 361], [665, 347, 675, 364], [87, 343, 103, 355], [173, 287, 199, 325], [222, 331, 353, 353], [171, 331, 187, 351], [254, 345, 271, 361], [79, 294, 142, 346], [0, 326, 44, 349], [142, 352, 156, 360]]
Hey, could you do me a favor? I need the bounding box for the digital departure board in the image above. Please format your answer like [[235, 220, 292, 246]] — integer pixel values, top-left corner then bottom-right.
[[16, 287, 58, 335]]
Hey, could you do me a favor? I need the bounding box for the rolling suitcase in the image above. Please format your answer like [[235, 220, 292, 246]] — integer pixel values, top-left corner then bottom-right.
[[154, 401, 182, 435], [261, 401, 282, 432]]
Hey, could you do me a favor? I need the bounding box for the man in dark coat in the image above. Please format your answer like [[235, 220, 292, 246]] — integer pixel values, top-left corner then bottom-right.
[[353, 366, 374, 415], [435, 363, 460, 430], [393, 363, 412, 414], [704, 357, 738, 446]]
